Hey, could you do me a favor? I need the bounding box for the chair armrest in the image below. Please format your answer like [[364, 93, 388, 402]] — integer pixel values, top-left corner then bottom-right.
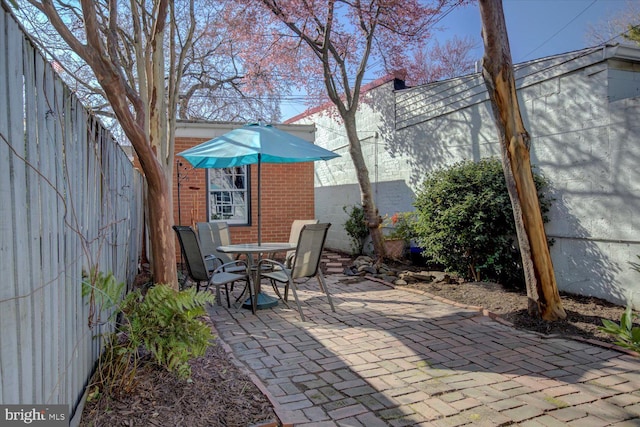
[[285, 253, 295, 268], [214, 259, 248, 274], [257, 258, 286, 272], [204, 255, 224, 270]]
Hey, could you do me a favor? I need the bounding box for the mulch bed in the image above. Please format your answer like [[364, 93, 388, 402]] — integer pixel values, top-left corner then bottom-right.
[[79, 318, 279, 427]]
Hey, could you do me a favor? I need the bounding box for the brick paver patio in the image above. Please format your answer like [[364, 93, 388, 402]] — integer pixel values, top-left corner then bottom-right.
[[207, 253, 640, 426]]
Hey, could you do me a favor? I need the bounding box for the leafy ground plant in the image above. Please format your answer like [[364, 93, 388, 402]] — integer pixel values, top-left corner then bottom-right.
[[86, 277, 215, 398], [599, 256, 640, 354], [118, 285, 215, 378], [599, 306, 640, 354]]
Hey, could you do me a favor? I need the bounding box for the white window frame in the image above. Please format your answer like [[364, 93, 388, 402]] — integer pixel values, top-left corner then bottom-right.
[[207, 166, 250, 225]]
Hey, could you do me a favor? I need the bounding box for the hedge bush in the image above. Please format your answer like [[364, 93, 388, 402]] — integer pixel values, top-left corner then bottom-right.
[[413, 158, 552, 289]]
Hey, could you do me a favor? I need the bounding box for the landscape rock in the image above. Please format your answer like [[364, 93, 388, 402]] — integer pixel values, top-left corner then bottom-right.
[[343, 256, 453, 285]]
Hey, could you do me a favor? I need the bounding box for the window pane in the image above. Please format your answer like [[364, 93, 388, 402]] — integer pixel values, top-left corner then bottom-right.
[[208, 166, 249, 224]]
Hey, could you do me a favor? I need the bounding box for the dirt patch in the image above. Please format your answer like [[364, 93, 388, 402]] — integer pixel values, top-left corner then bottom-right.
[[80, 269, 277, 426], [395, 278, 631, 346]]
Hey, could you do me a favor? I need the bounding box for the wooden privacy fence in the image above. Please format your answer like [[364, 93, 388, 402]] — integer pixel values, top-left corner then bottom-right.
[[0, 3, 145, 421]]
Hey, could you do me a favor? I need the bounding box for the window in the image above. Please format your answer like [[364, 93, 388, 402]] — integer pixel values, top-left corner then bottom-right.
[[207, 166, 249, 225]]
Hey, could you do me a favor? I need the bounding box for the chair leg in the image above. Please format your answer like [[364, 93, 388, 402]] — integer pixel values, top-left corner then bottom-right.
[[269, 279, 286, 302], [234, 282, 247, 303], [251, 278, 258, 315], [215, 284, 222, 306], [241, 278, 256, 314], [247, 278, 255, 314], [316, 272, 336, 312], [287, 279, 305, 322], [232, 278, 255, 314], [225, 283, 231, 308]]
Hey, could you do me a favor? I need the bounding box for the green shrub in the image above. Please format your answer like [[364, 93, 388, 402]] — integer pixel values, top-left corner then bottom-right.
[[413, 158, 552, 288], [343, 204, 369, 254]]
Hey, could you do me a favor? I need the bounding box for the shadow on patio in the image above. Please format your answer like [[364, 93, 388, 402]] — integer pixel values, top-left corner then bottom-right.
[[207, 272, 640, 426]]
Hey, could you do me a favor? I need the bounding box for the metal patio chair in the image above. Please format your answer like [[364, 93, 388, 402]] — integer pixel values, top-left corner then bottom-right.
[[173, 225, 252, 310], [258, 223, 335, 321], [196, 222, 247, 274]]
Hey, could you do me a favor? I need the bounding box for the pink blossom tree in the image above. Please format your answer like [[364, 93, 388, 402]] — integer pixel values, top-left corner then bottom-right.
[[246, 0, 474, 261]]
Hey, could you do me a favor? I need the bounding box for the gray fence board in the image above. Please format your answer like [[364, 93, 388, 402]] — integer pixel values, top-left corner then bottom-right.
[[38, 54, 57, 406], [23, 34, 43, 405], [8, 11, 30, 406], [0, 12, 6, 400], [0, 5, 22, 408]]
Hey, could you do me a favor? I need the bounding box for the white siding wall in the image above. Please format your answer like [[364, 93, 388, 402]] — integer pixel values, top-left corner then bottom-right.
[[297, 46, 640, 309]]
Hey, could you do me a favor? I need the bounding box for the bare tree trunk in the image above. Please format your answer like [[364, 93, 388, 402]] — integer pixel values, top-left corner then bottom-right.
[[343, 115, 386, 261], [479, 0, 566, 320]]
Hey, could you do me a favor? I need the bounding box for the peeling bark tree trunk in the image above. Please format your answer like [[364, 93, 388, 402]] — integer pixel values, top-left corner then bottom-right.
[[479, 0, 566, 321], [343, 115, 385, 260]]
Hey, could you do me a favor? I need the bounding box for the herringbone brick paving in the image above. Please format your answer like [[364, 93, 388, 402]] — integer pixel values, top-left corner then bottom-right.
[[207, 252, 640, 426]]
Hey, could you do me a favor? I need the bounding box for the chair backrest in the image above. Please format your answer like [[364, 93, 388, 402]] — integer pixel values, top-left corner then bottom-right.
[[291, 223, 331, 279], [288, 219, 319, 244], [173, 225, 209, 282], [286, 219, 319, 262], [197, 222, 234, 263]]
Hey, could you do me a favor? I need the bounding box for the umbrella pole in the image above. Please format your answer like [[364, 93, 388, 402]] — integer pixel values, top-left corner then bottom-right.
[[257, 154, 261, 245], [177, 160, 183, 226]]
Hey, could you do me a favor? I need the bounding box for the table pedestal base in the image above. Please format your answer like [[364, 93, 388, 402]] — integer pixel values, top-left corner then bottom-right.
[[243, 292, 279, 310]]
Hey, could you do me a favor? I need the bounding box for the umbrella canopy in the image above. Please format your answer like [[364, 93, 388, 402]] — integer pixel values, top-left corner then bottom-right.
[[177, 123, 339, 244], [179, 123, 339, 168]]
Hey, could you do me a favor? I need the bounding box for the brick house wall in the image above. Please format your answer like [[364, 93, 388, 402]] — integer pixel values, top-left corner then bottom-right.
[[174, 136, 315, 241]]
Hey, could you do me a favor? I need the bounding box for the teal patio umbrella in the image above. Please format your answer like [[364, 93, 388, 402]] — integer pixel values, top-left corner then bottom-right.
[[178, 123, 339, 244]]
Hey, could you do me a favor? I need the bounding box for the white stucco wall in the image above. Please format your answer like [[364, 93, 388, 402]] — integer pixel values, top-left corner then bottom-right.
[[294, 45, 640, 309]]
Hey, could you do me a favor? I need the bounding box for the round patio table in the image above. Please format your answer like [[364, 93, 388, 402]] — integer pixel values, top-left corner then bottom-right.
[[216, 243, 296, 311]]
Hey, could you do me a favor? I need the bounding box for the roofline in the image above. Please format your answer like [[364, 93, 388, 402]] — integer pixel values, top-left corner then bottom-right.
[[604, 43, 640, 61], [284, 44, 640, 124], [397, 44, 640, 94], [284, 73, 402, 124]]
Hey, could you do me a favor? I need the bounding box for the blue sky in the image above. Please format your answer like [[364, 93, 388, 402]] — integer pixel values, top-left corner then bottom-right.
[[281, 0, 632, 120], [440, 0, 631, 63]]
